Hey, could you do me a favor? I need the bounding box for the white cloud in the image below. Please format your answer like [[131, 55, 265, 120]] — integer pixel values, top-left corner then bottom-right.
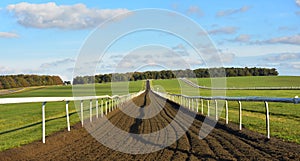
[[233, 34, 251, 42], [263, 34, 300, 45], [290, 62, 300, 69], [0, 32, 19, 38], [37, 58, 76, 80], [40, 58, 75, 69], [208, 26, 238, 35], [172, 44, 189, 56], [0, 65, 15, 73], [216, 5, 251, 17], [186, 6, 204, 17], [218, 51, 236, 63], [7, 2, 129, 30], [296, 0, 300, 6], [265, 53, 300, 61]]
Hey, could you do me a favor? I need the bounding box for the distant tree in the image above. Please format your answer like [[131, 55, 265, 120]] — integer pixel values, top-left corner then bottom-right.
[[0, 77, 11, 89], [5, 76, 17, 88], [0, 81, 3, 89], [72, 67, 279, 84], [15, 76, 30, 87], [0, 74, 64, 89], [52, 76, 63, 85]]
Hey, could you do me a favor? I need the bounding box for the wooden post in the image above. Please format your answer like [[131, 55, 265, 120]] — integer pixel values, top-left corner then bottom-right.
[[42, 102, 46, 143], [66, 101, 70, 131], [225, 100, 228, 124], [265, 101, 270, 139], [238, 101, 242, 130]]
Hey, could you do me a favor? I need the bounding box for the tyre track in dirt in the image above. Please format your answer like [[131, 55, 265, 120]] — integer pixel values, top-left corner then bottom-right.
[[1, 83, 300, 160]]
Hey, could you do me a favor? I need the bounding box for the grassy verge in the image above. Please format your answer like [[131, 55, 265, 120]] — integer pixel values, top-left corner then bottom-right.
[[0, 81, 144, 151], [192, 76, 300, 88], [152, 77, 300, 144]]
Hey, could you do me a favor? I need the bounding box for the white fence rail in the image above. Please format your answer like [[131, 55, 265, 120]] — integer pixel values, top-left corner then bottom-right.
[[180, 78, 300, 90], [153, 90, 299, 139], [0, 90, 144, 143]]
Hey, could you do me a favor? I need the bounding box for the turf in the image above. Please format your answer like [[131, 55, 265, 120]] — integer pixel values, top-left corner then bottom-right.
[[192, 76, 300, 88], [0, 81, 144, 151], [152, 76, 300, 144]]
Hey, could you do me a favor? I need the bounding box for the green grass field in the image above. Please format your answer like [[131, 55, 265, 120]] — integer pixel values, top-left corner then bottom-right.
[[0, 81, 144, 151], [152, 76, 300, 144], [1, 76, 300, 151], [193, 76, 300, 88]]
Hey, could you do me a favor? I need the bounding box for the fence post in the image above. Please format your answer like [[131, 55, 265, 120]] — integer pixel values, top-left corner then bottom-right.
[[110, 98, 115, 112], [180, 96, 183, 106], [101, 99, 104, 117], [114, 99, 116, 110], [105, 101, 108, 115], [66, 101, 70, 131], [207, 100, 210, 116], [196, 99, 199, 112], [81, 100, 83, 127], [90, 100, 92, 122], [109, 99, 111, 113], [238, 101, 242, 130], [96, 99, 99, 119], [42, 102, 46, 144], [201, 99, 204, 114], [225, 100, 228, 124], [188, 98, 191, 110], [191, 98, 195, 111], [215, 100, 218, 121], [265, 101, 270, 139]]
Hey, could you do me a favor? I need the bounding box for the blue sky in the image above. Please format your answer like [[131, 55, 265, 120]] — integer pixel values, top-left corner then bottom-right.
[[0, 0, 300, 80]]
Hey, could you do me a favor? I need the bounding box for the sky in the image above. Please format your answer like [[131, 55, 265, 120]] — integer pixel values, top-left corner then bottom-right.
[[0, 0, 300, 80]]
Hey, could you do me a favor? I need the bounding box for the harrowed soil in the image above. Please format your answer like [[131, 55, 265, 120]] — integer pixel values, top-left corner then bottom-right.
[[1, 88, 300, 160]]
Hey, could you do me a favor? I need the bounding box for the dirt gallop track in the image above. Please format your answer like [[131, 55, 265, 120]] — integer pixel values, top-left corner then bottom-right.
[[1, 87, 300, 160]]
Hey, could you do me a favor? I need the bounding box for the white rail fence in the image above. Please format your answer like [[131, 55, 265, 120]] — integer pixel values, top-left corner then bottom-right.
[[153, 90, 299, 139], [0, 90, 144, 143], [180, 78, 300, 90]]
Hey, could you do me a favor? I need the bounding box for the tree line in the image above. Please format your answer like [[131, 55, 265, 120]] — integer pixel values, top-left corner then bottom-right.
[[73, 67, 278, 84], [0, 75, 63, 89]]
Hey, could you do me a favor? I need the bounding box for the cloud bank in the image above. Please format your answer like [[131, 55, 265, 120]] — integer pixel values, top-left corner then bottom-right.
[[296, 0, 300, 6], [7, 2, 129, 30], [263, 34, 300, 45]]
